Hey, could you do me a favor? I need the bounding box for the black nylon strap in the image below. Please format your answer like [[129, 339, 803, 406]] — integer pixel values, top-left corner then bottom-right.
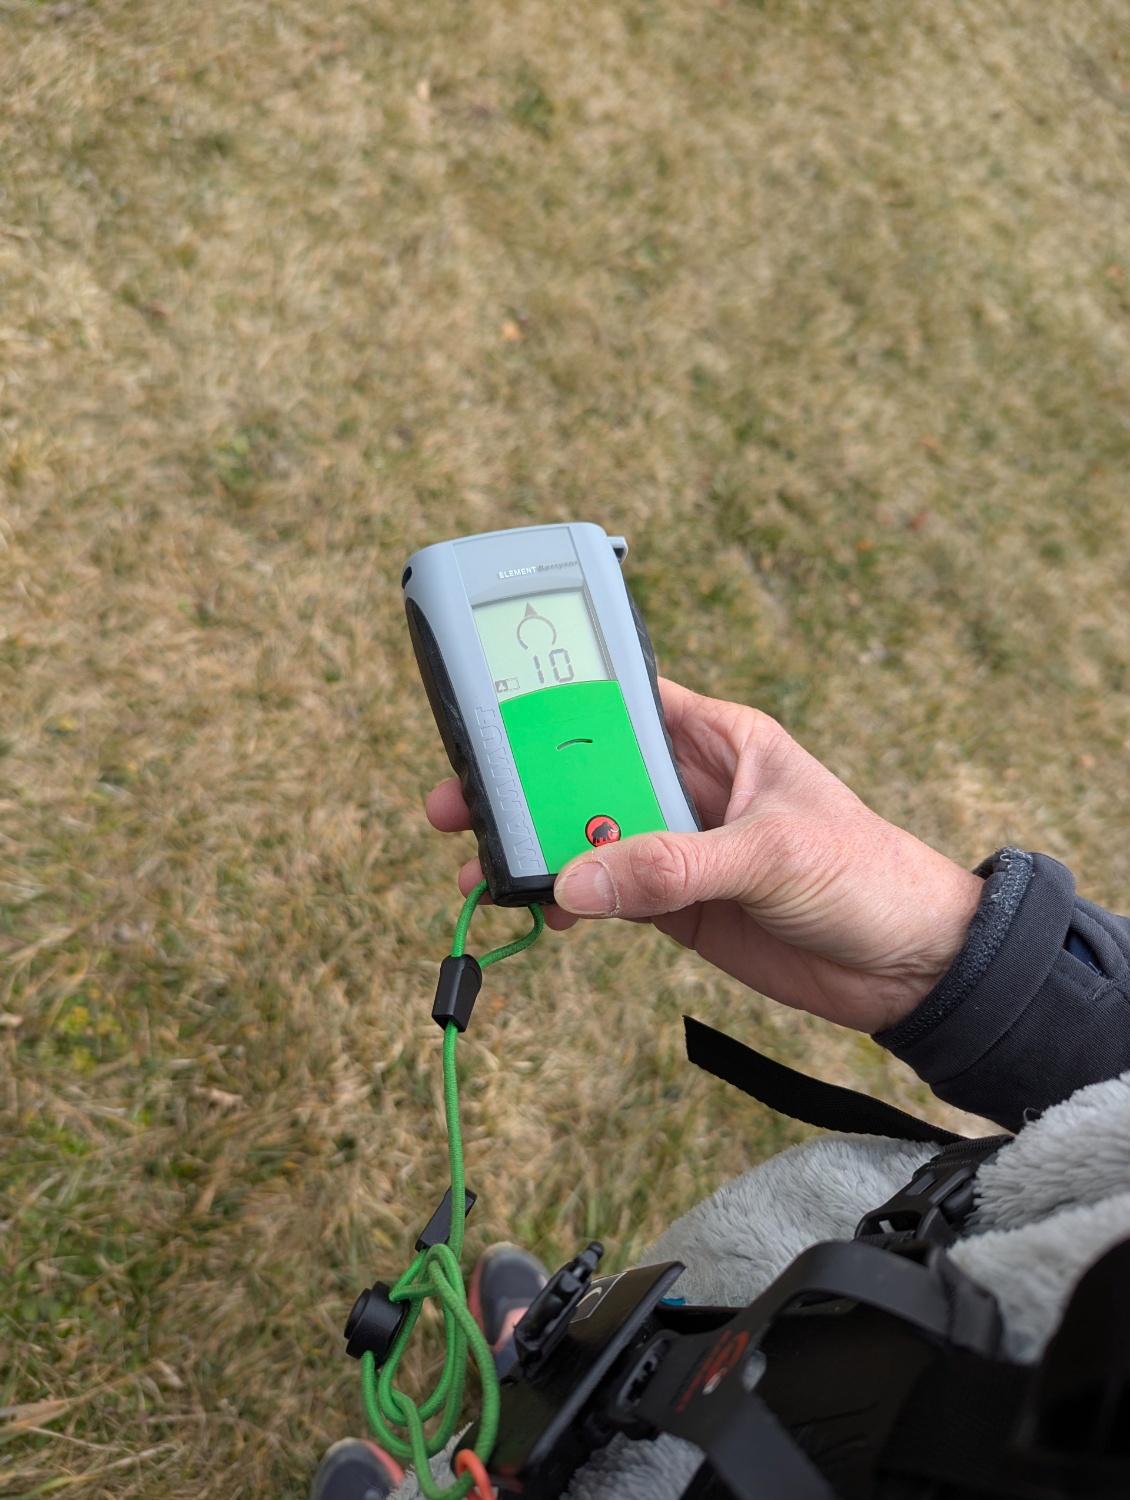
[[684, 1015, 964, 1145]]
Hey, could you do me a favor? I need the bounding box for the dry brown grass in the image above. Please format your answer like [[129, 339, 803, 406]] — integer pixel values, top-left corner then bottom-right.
[[3, 0, 1130, 1494]]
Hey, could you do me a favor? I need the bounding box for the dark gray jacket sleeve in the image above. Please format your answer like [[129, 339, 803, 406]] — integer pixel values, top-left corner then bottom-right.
[[873, 847, 1130, 1133]]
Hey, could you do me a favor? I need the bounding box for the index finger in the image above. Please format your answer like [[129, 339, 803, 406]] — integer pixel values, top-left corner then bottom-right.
[[425, 776, 472, 832]]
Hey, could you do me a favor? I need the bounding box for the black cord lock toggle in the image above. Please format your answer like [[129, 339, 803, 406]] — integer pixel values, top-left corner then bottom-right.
[[432, 954, 483, 1033], [515, 1240, 604, 1374], [344, 1280, 409, 1363]]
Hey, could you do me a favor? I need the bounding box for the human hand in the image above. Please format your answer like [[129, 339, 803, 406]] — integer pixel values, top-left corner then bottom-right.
[[424, 679, 982, 1034]]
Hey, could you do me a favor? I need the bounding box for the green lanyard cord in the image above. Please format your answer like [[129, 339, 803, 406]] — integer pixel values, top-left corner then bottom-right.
[[361, 881, 545, 1499]]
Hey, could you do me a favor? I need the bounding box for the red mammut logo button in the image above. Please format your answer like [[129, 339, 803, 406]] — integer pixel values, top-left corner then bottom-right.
[[585, 815, 621, 847]]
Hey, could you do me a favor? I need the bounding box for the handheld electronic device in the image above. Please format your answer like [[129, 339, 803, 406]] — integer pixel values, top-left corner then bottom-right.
[[402, 523, 700, 905]]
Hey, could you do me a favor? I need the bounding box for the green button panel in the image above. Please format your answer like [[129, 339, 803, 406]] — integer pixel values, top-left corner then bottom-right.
[[499, 680, 667, 872]]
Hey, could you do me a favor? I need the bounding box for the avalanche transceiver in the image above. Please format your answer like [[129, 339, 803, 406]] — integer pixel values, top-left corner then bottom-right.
[[402, 522, 700, 906]]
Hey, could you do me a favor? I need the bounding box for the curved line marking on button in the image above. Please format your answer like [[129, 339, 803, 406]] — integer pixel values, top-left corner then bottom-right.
[[556, 738, 594, 750]]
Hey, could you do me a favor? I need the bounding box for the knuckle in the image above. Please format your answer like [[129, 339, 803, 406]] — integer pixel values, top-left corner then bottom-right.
[[627, 834, 693, 909], [743, 705, 789, 755], [730, 702, 794, 773]]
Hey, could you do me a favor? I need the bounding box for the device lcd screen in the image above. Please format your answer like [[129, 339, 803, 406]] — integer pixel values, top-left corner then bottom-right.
[[473, 589, 610, 701]]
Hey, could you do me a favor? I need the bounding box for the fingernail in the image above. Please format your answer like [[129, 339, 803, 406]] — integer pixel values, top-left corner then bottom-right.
[[556, 860, 617, 916]]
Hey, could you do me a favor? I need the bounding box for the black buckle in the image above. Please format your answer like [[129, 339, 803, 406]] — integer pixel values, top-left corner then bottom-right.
[[615, 1238, 1003, 1500], [514, 1241, 604, 1375], [854, 1136, 1010, 1248]]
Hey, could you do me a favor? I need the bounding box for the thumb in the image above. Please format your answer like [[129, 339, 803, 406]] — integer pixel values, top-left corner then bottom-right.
[[554, 825, 748, 919]]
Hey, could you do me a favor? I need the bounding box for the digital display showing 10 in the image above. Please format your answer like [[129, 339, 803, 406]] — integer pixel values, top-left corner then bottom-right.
[[472, 589, 610, 702]]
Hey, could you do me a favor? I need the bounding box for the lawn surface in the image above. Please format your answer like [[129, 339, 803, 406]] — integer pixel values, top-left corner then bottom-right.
[[3, 1, 1130, 1495]]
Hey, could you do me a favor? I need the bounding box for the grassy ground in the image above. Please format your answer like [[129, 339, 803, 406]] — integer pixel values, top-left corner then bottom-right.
[[3, 0, 1130, 1494]]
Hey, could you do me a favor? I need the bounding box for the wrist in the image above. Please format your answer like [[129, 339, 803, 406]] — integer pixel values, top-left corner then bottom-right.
[[876, 848, 1033, 1042], [877, 859, 985, 1030]]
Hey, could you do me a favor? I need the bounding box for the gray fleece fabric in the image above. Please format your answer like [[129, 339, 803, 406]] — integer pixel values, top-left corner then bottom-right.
[[390, 1068, 1130, 1499]]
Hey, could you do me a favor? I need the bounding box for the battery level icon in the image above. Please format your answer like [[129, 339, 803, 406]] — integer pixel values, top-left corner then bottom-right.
[[495, 677, 520, 694]]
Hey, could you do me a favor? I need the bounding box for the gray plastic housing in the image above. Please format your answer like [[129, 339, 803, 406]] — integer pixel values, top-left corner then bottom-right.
[[403, 522, 700, 906]]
